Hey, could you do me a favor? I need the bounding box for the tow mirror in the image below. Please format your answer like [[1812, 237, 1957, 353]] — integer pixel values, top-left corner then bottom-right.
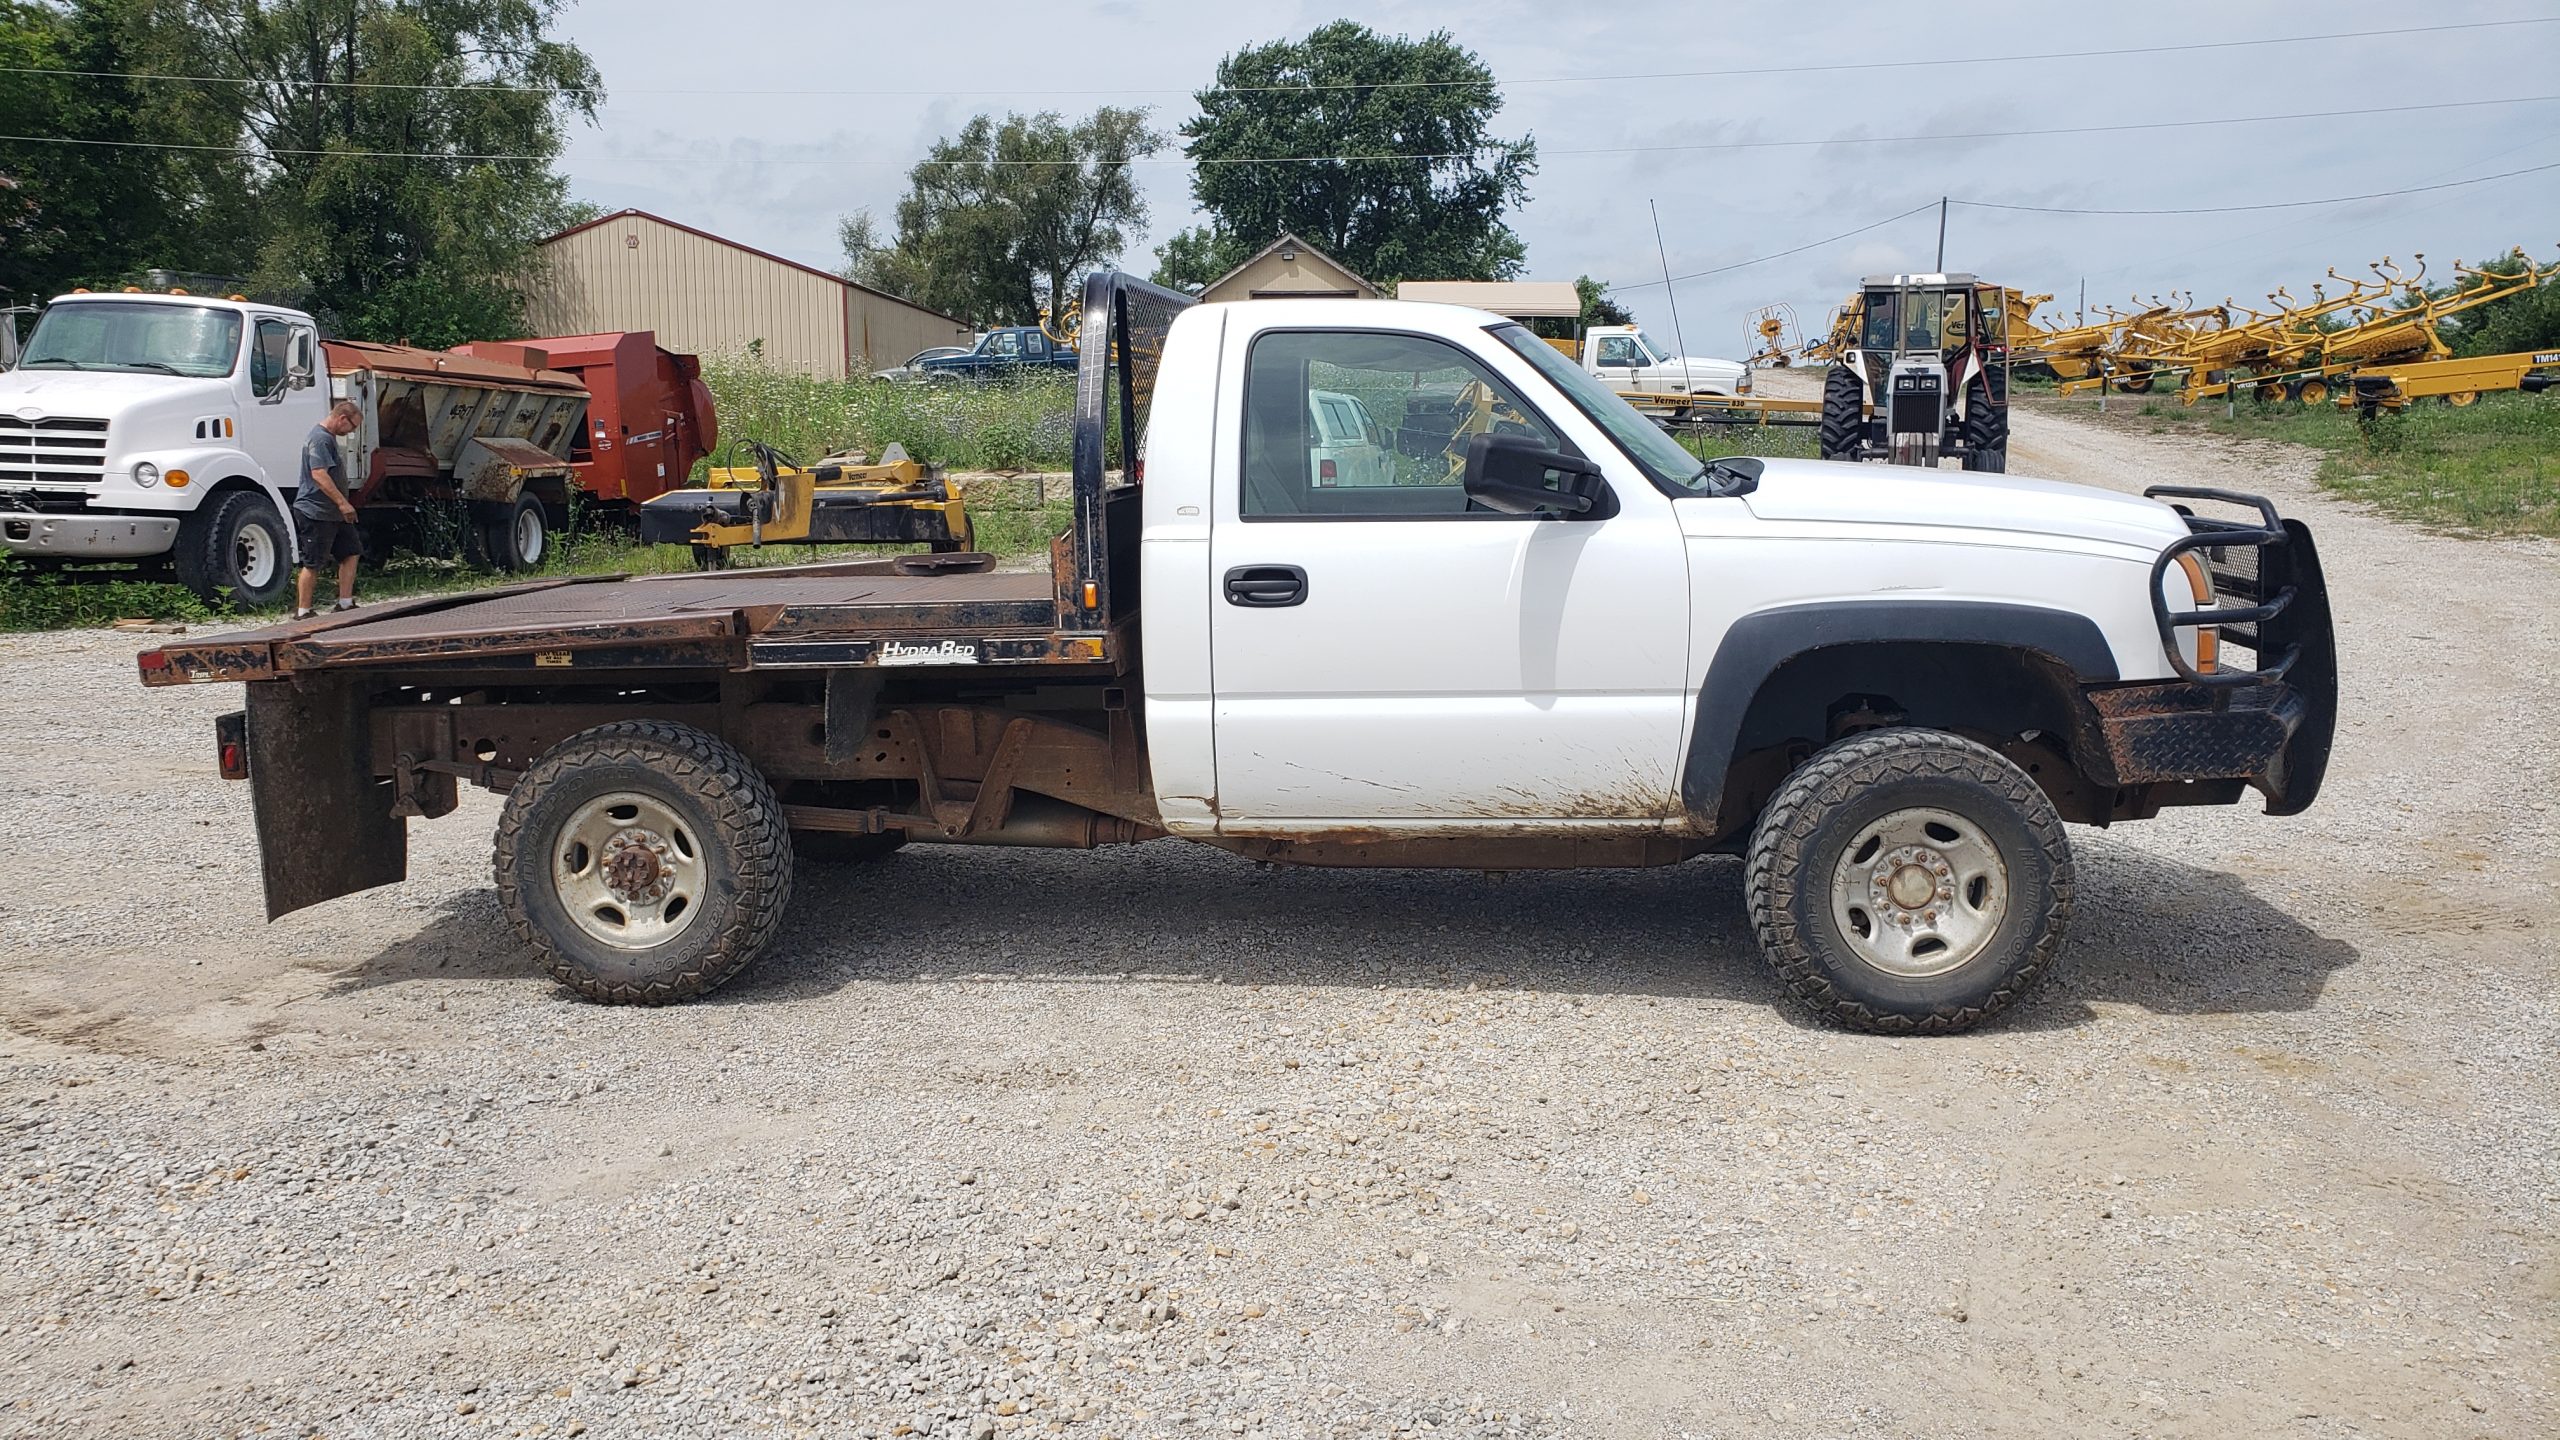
[[1462, 433, 1603, 516]]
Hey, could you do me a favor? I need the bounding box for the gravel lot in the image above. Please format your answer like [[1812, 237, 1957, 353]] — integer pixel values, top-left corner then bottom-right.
[[3, 403, 2553, 1439]]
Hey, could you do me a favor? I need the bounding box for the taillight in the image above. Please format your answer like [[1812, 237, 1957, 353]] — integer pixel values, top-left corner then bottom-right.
[[1319, 458, 1337, 485], [214, 711, 249, 780]]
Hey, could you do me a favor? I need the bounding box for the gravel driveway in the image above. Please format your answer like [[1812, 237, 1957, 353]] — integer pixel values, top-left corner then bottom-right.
[[2, 402, 2551, 1439]]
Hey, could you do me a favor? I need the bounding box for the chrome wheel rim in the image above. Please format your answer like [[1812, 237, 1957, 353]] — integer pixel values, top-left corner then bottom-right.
[[514, 506, 545, 565], [1829, 807, 2009, 978], [236, 519, 278, 588], [553, 792, 707, 949]]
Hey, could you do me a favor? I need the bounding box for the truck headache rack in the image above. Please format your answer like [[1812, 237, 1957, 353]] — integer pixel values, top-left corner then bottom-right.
[[2143, 485, 2312, 687]]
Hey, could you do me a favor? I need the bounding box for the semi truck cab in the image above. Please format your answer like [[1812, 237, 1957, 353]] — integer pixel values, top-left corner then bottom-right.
[[1, 292, 326, 599]]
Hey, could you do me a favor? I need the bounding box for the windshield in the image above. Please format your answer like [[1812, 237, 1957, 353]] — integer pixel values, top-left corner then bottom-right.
[[20, 301, 243, 378], [1860, 288, 1953, 354], [1633, 330, 1669, 363], [1493, 324, 1714, 494]]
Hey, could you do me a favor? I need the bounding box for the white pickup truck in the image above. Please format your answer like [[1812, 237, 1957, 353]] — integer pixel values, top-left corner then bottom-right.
[[1573, 324, 1750, 397], [140, 274, 2336, 1034]]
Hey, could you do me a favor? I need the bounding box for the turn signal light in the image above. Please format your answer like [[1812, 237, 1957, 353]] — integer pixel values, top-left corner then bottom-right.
[[166, 469, 190, 488], [1081, 581, 1099, 609], [2175, 552, 2220, 673]]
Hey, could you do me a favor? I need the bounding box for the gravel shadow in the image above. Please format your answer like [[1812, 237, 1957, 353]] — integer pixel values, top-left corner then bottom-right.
[[323, 834, 2358, 1031]]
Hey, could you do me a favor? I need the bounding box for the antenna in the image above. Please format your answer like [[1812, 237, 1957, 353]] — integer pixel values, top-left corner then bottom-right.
[[1650, 200, 1695, 405]]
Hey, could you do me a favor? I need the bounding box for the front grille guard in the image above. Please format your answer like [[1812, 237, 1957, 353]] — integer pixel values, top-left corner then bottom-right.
[[2142, 485, 2299, 687]]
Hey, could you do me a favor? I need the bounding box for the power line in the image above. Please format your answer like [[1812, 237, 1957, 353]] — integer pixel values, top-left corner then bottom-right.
[[6, 94, 2552, 169], [1607, 204, 1943, 294], [0, 17, 2547, 99], [1954, 159, 2560, 215]]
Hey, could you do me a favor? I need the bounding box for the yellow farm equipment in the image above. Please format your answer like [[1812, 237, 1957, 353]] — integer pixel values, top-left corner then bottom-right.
[[1744, 304, 1807, 367], [2335, 347, 2560, 413], [636, 440, 974, 569]]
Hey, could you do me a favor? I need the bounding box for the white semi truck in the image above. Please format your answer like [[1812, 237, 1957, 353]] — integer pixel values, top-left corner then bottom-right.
[[0, 290, 710, 606], [140, 274, 2337, 1035]]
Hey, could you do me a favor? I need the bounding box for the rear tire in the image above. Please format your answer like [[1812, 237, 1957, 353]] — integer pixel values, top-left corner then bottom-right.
[[1817, 364, 1865, 461], [485, 493, 548, 572], [1744, 728, 2072, 1034], [173, 490, 292, 608], [494, 721, 793, 1005], [1960, 381, 2009, 472]]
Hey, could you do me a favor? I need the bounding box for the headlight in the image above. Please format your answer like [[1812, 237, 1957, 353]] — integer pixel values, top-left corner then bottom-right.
[[133, 462, 161, 487]]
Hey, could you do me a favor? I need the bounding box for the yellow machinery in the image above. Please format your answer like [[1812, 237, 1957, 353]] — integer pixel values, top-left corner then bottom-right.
[[1744, 303, 1806, 367], [2334, 347, 2560, 413], [637, 440, 974, 569], [2031, 249, 2554, 404]]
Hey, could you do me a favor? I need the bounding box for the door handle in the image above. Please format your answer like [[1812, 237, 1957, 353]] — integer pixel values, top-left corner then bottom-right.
[[1223, 564, 1307, 608]]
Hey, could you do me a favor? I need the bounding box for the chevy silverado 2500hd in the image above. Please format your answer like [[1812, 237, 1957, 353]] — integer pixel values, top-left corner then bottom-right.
[[137, 273, 2334, 1033]]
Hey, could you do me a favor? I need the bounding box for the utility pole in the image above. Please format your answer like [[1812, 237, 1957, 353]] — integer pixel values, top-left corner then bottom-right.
[[1935, 197, 1948, 272]]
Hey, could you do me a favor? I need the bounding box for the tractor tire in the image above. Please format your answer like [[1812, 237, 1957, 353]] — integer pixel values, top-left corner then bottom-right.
[[1744, 727, 2073, 1035], [1960, 382, 2009, 473], [2114, 365, 2157, 394], [927, 512, 976, 555], [172, 489, 292, 609], [481, 493, 549, 573], [1817, 365, 1865, 462], [494, 721, 794, 1005]]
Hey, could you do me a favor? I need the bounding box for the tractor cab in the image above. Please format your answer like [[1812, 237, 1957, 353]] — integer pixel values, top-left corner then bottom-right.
[[1820, 274, 2013, 471]]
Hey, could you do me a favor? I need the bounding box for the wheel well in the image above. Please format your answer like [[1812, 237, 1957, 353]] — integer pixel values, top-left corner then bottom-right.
[[1712, 641, 2109, 834]]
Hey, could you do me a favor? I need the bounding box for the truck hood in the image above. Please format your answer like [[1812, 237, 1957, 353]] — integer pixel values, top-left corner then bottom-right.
[[1730, 457, 2189, 552], [1637, 356, 1745, 378], [0, 368, 232, 416]]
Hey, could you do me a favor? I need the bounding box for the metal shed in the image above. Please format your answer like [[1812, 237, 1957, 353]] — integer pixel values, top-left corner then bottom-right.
[[525, 210, 973, 379]]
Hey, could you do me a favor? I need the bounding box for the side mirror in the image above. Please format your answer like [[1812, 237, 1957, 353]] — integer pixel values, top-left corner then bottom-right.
[[1462, 433, 1603, 516], [289, 368, 314, 390], [1598, 354, 1631, 368]]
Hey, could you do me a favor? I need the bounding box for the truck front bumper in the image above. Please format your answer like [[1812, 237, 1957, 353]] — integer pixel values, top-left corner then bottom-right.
[[2082, 678, 2326, 812], [0, 511, 180, 560]]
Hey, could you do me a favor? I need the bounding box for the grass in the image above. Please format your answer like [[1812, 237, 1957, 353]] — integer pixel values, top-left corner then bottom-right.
[[1679, 423, 1822, 464], [700, 359, 1075, 474], [2037, 388, 2560, 537]]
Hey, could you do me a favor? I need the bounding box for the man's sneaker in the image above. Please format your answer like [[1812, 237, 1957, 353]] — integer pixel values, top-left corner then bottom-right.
[[292, 608, 317, 620], [333, 598, 359, 612]]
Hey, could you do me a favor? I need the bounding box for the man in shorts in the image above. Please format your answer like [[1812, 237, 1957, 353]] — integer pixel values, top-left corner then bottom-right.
[[294, 400, 365, 619]]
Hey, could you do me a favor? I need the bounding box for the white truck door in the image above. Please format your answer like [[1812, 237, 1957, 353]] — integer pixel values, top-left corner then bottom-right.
[[1207, 325, 1691, 826], [237, 316, 322, 500]]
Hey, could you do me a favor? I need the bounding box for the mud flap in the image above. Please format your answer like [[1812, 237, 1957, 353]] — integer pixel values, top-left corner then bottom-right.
[[2258, 519, 2335, 816], [246, 675, 407, 919]]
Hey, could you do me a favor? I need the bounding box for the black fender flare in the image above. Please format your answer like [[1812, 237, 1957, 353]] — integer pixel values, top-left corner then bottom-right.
[[1681, 600, 2121, 822]]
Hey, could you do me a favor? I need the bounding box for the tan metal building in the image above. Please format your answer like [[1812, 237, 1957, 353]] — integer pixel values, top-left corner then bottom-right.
[[526, 209, 972, 378], [1197, 233, 1379, 303]]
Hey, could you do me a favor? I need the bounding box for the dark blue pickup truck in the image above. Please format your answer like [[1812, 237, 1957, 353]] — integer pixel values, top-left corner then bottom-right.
[[916, 326, 1079, 382]]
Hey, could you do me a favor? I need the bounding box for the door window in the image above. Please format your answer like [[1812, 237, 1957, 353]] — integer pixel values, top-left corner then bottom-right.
[[1242, 331, 1565, 518], [249, 318, 292, 399], [987, 331, 1022, 359], [1596, 334, 1640, 368]]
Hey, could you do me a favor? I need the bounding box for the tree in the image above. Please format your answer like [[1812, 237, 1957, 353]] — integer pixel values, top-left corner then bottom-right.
[[0, 0, 254, 304], [143, 0, 600, 346], [1529, 275, 1636, 340], [844, 107, 1163, 326], [1166, 22, 1535, 290]]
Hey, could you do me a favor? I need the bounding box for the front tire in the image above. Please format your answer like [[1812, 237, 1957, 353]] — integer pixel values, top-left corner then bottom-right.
[[494, 721, 793, 1004], [1817, 364, 1865, 461], [1960, 380, 2009, 473], [173, 490, 292, 608], [1744, 728, 2072, 1034]]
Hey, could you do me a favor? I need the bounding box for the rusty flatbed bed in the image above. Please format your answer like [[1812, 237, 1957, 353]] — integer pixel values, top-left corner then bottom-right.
[[138, 554, 1120, 687]]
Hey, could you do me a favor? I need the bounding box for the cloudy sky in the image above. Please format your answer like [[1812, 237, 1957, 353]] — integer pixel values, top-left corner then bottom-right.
[[551, 0, 2559, 351]]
